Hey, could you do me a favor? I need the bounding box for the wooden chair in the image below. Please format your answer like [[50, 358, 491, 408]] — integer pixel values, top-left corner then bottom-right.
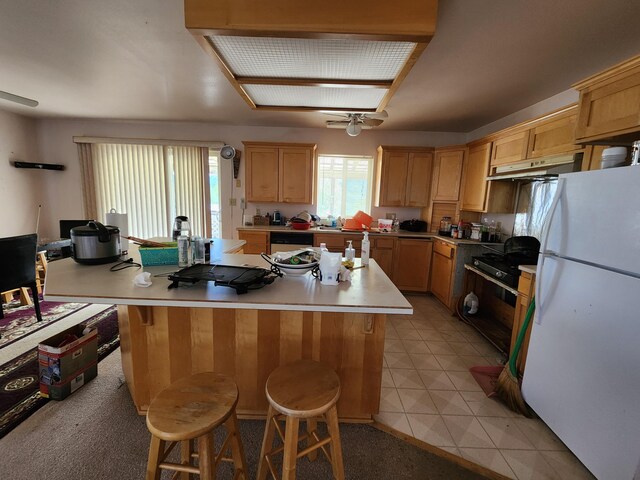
[[145, 372, 248, 480], [0, 234, 42, 323], [257, 360, 345, 480]]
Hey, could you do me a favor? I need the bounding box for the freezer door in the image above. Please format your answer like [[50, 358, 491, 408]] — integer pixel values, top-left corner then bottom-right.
[[540, 167, 640, 276], [523, 255, 640, 480]]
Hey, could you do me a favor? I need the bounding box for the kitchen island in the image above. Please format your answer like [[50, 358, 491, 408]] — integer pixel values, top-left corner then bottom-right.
[[44, 241, 412, 420]]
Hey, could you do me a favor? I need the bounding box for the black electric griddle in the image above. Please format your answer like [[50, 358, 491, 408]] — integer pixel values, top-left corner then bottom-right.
[[168, 264, 280, 294]]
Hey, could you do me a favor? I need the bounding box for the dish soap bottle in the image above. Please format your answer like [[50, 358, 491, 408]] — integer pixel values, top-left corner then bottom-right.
[[345, 240, 355, 261], [361, 232, 370, 266]]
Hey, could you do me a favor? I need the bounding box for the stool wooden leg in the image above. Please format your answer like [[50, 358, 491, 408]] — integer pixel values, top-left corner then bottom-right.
[[257, 405, 277, 480], [225, 412, 248, 479], [306, 418, 318, 461], [326, 406, 345, 480], [146, 435, 165, 480], [282, 416, 300, 480], [180, 439, 193, 480], [198, 434, 216, 480]]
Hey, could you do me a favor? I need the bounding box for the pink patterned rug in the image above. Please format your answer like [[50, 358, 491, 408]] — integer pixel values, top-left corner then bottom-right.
[[0, 297, 89, 349]]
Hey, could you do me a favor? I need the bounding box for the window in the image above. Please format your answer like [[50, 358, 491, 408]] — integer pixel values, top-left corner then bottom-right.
[[316, 155, 374, 218], [86, 143, 211, 239], [208, 150, 221, 238]]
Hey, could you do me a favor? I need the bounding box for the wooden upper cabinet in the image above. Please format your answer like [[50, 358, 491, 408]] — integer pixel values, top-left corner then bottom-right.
[[244, 142, 316, 203], [279, 147, 313, 203], [527, 110, 580, 158], [406, 151, 434, 206], [245, 146, 279, 202], [461, 142, 491, 212], [378, 150, 409, 206], [375, 146, 433, 207], [574, 55, 640, 144], [431, 147, 464, 202], [490, 131, 529, 166]]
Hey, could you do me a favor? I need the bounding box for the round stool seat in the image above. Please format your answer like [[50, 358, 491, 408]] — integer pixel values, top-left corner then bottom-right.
[[266, 360, 340, 418], [146, 372, 238, 442]]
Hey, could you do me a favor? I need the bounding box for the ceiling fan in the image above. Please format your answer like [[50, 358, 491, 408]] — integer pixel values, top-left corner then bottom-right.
[[325, 111, 388, 137], [0, 90, 39, 107]]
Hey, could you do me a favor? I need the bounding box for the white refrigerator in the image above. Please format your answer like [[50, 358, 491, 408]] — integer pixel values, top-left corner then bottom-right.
[[522, 166, 640, 479]]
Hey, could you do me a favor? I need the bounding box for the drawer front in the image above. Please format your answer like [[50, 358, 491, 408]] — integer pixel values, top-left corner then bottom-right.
[[433, 240, 454, 258], [374, 237, 396, 249], [314, 234, 344, 249]]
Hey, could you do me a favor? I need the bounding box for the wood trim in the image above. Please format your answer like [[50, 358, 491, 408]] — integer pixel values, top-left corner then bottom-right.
[[372, 422, 512, 480], [195, 34, 258, 110], [572, 54, 640, 90], [242, 141, 317, 149], [236, 77, 393, 89], [184, 0, 438, 40], [378, 42, 428, 112]]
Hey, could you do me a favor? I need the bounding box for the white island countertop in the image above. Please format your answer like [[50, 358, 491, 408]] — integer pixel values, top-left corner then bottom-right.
[[44, 240, 412, 315]]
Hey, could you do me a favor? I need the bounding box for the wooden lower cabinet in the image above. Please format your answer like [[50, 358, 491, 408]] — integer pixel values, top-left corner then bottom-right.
[[118, 305, 385, 420], [430, 240, 455, 307], [510, 271, 535, 376], [238, 231, 269, 254], [392, 239, 432, 292], [370, 236, 396, 279]]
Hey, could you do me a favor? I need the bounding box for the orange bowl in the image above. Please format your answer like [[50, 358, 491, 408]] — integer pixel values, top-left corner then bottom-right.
[[353, 210, 373, 228], [342, 218, 364, 230], [291, 221, 311, 230]]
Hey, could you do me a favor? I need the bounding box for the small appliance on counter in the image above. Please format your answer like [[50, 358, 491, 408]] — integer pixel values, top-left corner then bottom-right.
[[438, 217, 452, 235], [70, 221, 121, 264], [272, 210, 282, 225]]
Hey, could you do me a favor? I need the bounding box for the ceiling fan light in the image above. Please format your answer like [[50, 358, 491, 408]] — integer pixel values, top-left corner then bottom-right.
[[346, 120, 362, 137]]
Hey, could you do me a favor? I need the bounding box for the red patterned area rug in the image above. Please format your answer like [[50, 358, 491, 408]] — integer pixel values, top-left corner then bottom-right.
[[0, 296, 90, 349], [0, 305, 119, 439]]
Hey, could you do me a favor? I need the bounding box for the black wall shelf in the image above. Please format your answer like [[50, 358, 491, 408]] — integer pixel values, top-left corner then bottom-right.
[[12, 161, 65, 171]]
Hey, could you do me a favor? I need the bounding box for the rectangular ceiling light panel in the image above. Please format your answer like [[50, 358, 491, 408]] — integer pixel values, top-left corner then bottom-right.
[[243, 84, 388, 109], [209, 36, 416, 80], [185, 0, 438, 111]]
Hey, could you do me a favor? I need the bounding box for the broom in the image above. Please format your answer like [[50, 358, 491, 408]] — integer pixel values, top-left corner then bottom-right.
[[495, 297, 536, 417]]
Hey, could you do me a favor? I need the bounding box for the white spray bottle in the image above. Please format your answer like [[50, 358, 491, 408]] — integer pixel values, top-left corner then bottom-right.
[[361, 231, 370, 266]]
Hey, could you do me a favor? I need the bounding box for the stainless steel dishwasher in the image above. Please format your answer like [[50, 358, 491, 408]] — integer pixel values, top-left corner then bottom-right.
[[269, 232, 314, 253]]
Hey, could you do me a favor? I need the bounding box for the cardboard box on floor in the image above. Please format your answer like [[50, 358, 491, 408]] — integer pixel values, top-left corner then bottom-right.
[[38, 323, 98, 400]]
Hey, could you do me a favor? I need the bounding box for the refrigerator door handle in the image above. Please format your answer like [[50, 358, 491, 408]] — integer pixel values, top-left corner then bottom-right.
[[536, 178, 565, 324], [539, 177, 565, 255]]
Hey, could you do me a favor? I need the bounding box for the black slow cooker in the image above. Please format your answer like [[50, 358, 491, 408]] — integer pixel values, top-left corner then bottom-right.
[[70, 221, 121, 264]]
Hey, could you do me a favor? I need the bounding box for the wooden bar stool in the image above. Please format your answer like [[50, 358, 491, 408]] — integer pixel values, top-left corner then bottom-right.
[[257, 360, 344, 480], [145, 372, 248, 480]]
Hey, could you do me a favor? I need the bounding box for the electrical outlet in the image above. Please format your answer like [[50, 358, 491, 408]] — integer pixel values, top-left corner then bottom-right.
[[236, 179, 241, 188], [240, 198, 246, 210], [229, 198, 237, 206]]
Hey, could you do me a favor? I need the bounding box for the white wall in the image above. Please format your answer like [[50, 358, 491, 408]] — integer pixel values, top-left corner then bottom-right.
[[0, 110, 44, 237], [35, 118, 467, 239]]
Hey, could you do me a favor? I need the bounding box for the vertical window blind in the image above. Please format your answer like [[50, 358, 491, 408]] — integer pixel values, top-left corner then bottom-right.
[[89, 143, 208, 239], [316, 155, 374, 218]]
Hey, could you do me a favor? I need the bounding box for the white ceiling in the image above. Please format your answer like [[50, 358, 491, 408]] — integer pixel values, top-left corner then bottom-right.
[[1, 0, 639, 132]]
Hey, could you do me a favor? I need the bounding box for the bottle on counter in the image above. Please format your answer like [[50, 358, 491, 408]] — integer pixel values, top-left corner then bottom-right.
[[489, 220, 497, 242], [457, 219, 464, 239], [345, 240, 355, 261], [361, 232, 370, 266], [178, 235, 190, 268]]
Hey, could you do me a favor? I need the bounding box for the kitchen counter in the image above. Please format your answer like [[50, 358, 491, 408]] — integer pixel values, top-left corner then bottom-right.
[[44, 241, 410, 419], [519, 264, 537, 274], [238, 225, 502, 244]]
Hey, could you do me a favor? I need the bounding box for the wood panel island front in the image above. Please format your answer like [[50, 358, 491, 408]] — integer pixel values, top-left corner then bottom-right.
[[44, 243, 412, 421]]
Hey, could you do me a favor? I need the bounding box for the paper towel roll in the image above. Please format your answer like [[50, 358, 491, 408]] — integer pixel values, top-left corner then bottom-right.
[[105, 208, 129, 252]]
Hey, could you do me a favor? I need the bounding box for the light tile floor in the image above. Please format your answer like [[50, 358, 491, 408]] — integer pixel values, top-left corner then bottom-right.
[[374, 294, 596, 480]]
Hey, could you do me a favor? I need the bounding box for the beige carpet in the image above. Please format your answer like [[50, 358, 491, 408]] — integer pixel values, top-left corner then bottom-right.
[[0, 349, 499, 480]]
